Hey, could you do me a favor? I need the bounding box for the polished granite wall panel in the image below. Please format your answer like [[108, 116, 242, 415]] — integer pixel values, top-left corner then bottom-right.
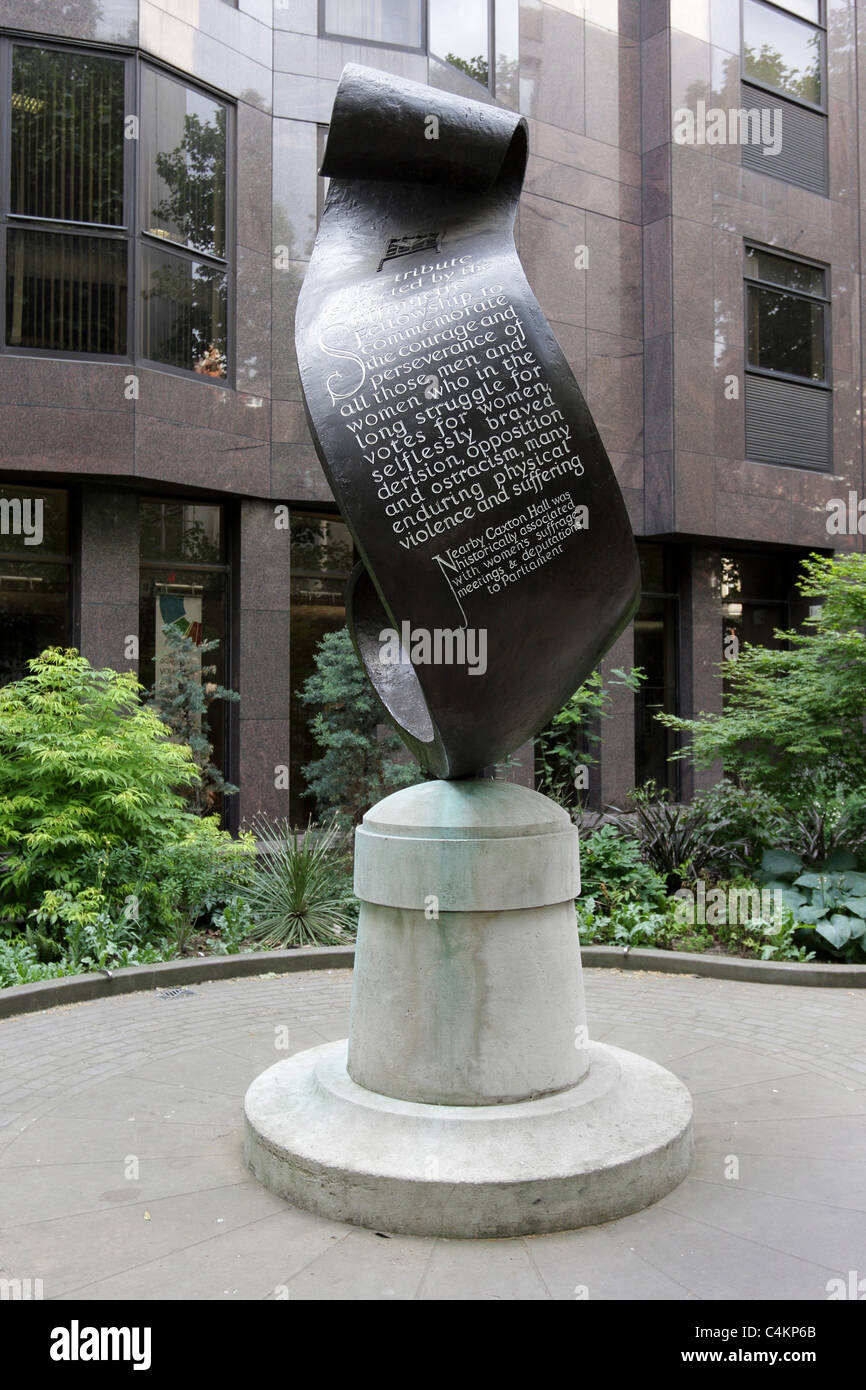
[[236, 246, 272, 399], [271, 260, 306, 404], [273, 0, 316, 33], [79, 489, 139, 674], [237, 498, 291, 822], [640, 27, 669, 153], [0, 0, 138, 42], [276, 30, 427, 84], [586, 330, 643, 454], [0, 403, 133, 475], [585, 21, 640, 154], [238, 102, 274, 257], [518, 195, 587, 326], [139, 0, 271, 110], [520, 1, 585, 134]]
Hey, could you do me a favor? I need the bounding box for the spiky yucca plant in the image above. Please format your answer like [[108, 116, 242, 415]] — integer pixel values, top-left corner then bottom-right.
[[244, 814, 358, 948]]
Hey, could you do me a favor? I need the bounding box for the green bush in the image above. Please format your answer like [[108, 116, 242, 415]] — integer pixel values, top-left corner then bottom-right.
[[657, 554, 866, 847], [300, 626, 423, 827], [536, 667, 645, 811], [755, 848, 866, 963], [577, 822, 669, 914], [243, 815, 358, 948], [0, 648, 198, 918], [609, 782, 751, 891]]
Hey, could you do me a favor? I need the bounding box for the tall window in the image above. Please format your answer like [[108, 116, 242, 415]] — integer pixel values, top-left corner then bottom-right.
[[0, 486, 71, 684], [320, 0, 519, 103], [290, 513, 353, 826], [5, 45, 129, 356], [139, 68, 228, 378], [744, 244, 831, 469], [634, 544, 679, 796], [741, 1, 827, 194], [139, 501, 231, 809], [1, 40, 232, 381]]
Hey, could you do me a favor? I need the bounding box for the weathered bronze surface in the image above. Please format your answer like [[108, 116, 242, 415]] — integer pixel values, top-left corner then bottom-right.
[[296, 64, 640, 779]]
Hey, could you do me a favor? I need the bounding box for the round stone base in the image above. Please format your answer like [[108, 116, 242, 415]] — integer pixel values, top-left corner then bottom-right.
[[243, 1039, 694, 1238]]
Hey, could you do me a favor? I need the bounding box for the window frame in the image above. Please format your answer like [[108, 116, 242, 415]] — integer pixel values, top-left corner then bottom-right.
[[136, 55, 235, 385], [319, 0, 500, 97], [0, 36, 235, 385], [740, 0, 827, 117], [0, 36, 134, 365], [743, 240, 831, 392]]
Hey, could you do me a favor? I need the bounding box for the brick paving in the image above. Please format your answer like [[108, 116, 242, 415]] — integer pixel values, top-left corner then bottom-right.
[[0, 967, 864, 1300]]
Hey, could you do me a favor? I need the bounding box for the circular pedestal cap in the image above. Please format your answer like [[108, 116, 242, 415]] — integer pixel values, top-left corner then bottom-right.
[[354, 780, 580, 911]]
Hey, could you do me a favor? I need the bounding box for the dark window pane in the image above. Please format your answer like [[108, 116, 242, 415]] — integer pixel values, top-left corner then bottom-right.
[[429, 0, 490, 87], [11, 45, 125, 226], [745, 246, 825, 296], [140, 501, 223, 564], [323, 0, 423, 46], [634, 594, 678, 795], [747, 284, 825, 380], [290, 514, 353, 577], [0, 485, 68, 556], [0, 560, 70, 685], [743, 0, 822, 106], [140, 243, 227, 376], [141, 66, 228, 259], [139, 564, 228, 811], [6, 229, 127, 354]]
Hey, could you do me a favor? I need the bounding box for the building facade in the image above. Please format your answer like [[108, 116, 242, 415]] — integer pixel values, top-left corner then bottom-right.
[[0, 0, 862, 825]]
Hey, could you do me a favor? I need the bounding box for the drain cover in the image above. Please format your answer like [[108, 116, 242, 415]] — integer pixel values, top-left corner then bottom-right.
[[155, 987, 196, 999]]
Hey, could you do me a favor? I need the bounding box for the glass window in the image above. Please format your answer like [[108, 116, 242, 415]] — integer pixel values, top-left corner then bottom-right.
[[140, 67, 227, 259], [0, 486, 70, 685], [6, 229, 127, 354], [140, 244, 227, 376], [139, 67, 228, 378], [11, 46, 125, 226], [5, 44, 127, 357], [743, 0, 823, 106], [634, 545, 679, 795], [323, 0, 424, 47], [429, 0, 490, 88], [290, 513, 353, 826], [139, 501, 229, 811], [720, 553, 795, 702], [746, 247, 827, 383]]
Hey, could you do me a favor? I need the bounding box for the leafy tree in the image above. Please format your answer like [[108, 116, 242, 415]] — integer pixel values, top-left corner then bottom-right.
[[0, 648, 198, 917], [535, 667, 646, 811], [146, 621, 239, 815], [445, 51, 490, 87], [656, 553, 866, 852], [300, 626, 423, 827]]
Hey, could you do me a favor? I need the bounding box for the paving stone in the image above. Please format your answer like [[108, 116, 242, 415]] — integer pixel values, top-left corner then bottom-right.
[[0, 968, 863, 1299]]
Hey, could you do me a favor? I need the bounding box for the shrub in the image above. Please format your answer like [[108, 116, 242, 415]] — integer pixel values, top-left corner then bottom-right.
[[300, 626, 423, 827], [146, 621, 239, 815], [0, 648, 198, 918], [609, 782, 749, 891], [243, 815, 358, 948], [577, 822, 669, 914], [755, 848, 866, 963], [536, 667, 645, 811], [656, 553, 866, 833]]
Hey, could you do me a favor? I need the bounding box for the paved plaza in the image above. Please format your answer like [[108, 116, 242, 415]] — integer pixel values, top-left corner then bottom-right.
[[0, 967, 864, 1301]]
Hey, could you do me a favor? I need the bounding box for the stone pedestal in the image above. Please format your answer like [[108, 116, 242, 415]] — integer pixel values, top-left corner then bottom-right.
[[244, 781, 693, 1238]]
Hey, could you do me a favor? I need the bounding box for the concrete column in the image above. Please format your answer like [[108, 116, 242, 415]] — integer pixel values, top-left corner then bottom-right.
[[237, 499, 292, 825], [78, 489, 139, 675]]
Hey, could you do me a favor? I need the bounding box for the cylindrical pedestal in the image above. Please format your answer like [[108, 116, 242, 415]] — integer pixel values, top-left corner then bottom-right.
[[244, 780, 693, 1238], [348, 780, 586, 1104]]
